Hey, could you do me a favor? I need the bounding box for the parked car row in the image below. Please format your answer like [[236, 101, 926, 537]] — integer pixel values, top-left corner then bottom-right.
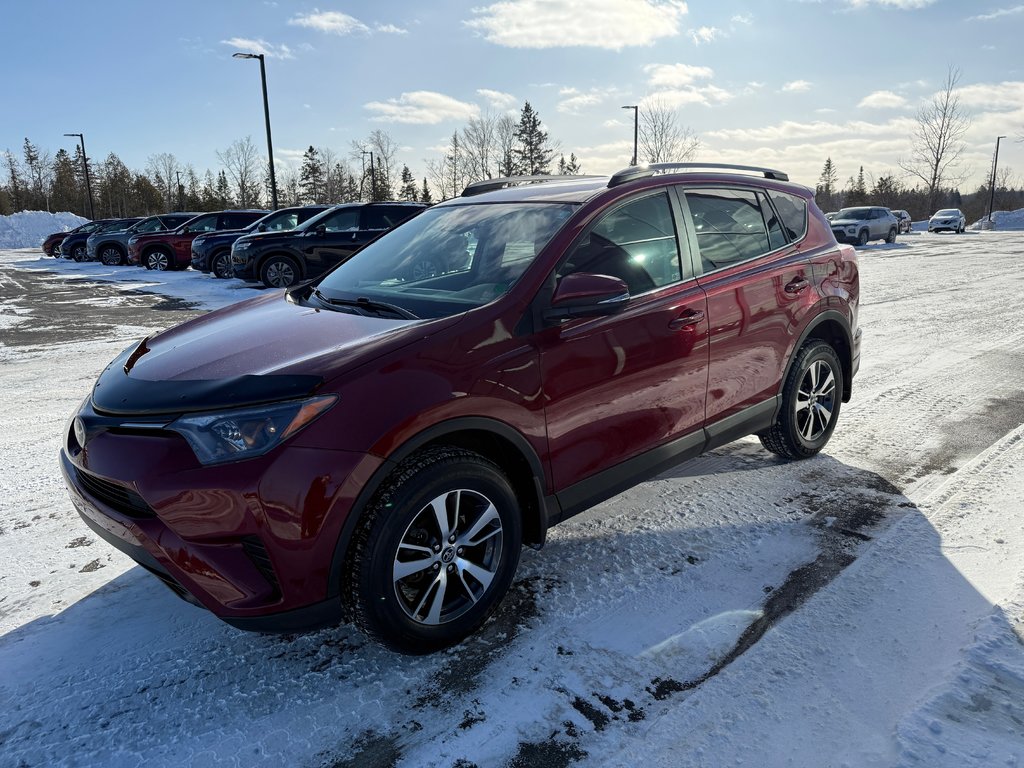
[[822, 206, 967, 244], [42, 202, 428, 288]]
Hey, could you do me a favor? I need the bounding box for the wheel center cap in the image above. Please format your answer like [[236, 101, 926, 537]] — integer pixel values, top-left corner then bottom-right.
[[441, 547, 456, 564]]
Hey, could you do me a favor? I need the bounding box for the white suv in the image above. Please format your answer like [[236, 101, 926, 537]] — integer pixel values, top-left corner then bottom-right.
[[928, 209, 966, 233]]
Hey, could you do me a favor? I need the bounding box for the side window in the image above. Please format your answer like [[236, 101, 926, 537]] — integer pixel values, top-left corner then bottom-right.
[[557, 192, 684, 295], [321, 208, 360, 232], [188, 215, 218, 232], [766, 190, 807, 242], [136, 218, 163, 233], [759, 192, 787, 251], [361, 207, 396, 231], [684, 188, 771, 272]]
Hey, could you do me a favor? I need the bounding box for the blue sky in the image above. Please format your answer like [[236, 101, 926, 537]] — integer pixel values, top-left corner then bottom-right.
[[2, 0, 1022, 193]]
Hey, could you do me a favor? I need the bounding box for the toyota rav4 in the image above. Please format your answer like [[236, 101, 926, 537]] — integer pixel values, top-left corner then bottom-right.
[[62, 163, 860, 653]]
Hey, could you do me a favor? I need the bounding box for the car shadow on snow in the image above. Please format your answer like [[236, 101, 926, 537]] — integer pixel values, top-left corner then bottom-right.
[[0, 445, 1020, 768]]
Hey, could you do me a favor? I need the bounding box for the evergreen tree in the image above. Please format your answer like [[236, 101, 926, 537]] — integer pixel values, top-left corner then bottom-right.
[[399, 165, 418, 201], [420, 178, 433, 205], [557, 153, 582, 175], [22, 138, 49, 211], [816, 157, 839, 211], [845, 166, 869, 206], [4, 150, 25, 212], [513, 101, 554, 176], [298, 145, 325, 204], [215, 170, 233, 207], [50, 148, 79, 214]]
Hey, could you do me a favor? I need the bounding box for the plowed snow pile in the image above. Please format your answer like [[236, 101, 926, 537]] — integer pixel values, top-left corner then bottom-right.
[[0, 210, 88, 248]]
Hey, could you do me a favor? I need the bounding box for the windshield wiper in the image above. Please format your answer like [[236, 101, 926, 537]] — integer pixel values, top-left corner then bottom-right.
[[313, 289, 418, 320]]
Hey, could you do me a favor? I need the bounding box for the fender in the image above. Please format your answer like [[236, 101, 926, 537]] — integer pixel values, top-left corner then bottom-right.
[[325, 416, 553, 600], [778, 307, 854, 407]]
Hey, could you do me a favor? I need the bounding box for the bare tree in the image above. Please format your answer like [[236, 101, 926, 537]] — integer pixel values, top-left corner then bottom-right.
[[495, 113, 518, 177], [351, 130, 400, 200], [426, 131, 473, 200], [462, 111, 498, 181], [146, 152, 180, 210], [899, 66, 972, 212], [216, 137, 263, 208], [638, 99, 700, 164]]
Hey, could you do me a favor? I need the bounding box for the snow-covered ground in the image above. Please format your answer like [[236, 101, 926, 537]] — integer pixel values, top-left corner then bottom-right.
[[1, 233, 1023, 767], [0, 210, 89, 249]]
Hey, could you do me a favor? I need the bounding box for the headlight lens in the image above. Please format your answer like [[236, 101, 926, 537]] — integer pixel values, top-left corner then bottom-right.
[[168, 395, 336, 465], [235, 241, 251, 250], [128, 236, 139, 245]]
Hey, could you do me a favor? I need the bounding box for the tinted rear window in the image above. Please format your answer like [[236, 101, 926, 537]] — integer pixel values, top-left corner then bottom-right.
[[767, 190, 807, 242]]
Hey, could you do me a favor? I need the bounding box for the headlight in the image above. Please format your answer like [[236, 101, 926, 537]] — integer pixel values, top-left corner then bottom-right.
[[128, 236, 139, 245], [234, 241, 252, 250], [167, 395, 336, 465], [846, 226, 856, 233]]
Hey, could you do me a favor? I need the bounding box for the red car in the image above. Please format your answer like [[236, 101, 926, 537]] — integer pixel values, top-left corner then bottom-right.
[[127, 209, 268, 270], [62, 164, 860, 653]]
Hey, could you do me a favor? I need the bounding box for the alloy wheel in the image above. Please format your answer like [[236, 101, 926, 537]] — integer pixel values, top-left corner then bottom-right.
[[794, 359, 836, 442], [265, 260, 296, 288]]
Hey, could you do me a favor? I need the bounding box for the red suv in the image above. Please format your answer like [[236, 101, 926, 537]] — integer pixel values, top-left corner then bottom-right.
[[62, 164, 860, 653], [127, 209, 268, 270]]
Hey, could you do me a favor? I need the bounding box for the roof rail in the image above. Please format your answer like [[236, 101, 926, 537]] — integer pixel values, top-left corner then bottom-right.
[[608, 162, 789, 187], [461, 174, 604, 197]]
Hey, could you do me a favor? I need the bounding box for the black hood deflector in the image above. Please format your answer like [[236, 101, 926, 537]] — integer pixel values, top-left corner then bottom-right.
[[91, 342, 323, 416]]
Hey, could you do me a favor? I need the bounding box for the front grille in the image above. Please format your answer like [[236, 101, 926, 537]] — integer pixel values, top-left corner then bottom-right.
[[241, 536, 281, 597], [75, 468, 155, 519]]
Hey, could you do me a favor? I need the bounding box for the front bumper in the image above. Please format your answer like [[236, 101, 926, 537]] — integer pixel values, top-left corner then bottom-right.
[[231, 249, 259, 281], [60, 400, 382, 631]]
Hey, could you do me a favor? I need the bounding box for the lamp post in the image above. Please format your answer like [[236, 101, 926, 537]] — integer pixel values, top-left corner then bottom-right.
[[987, 135, 1007, 225], [63, 132, 94, 219], [233, 52, 278, 210], [621, 105, 639, 166], [175, 170, 183, 210]]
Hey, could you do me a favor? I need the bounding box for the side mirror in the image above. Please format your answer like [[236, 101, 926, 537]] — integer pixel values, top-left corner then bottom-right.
[[544, 272, 630, 322], [257, 224, 267, 232], [315, 224, 327, 236]]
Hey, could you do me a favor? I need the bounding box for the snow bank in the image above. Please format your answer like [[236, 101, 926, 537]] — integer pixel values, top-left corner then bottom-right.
[[0, 210, 89, 249], [969, 208, 1024, 231]]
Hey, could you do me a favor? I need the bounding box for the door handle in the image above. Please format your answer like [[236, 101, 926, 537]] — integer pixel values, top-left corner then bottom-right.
[[669, 309, 705, 330], [785, 276, 809, 294]]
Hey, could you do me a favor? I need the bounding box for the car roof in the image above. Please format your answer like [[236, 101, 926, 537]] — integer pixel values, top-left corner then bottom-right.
[[436, 164, 811, 207]]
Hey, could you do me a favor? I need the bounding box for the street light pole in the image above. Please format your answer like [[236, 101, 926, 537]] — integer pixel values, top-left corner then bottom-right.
[[987, 135, 1007, 225], [63, 132, 94, 219], [175, 170, 183, 210], [361, 149, 375, 202], [233, 52, 278, 210], [622, 105, 639, 166]]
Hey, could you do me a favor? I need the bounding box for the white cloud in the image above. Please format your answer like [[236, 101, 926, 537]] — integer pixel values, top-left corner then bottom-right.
[[465, 0, 689, 50], [781, 80, 812, 92], [968, 5, 1024, 21], [857, 90, 908, 109], [365, 91, 480, 124], [689, 26, 721, 44], [846, 0, 937, 8], [731, 13, 753, 24], [642, 85, 733, 109], [477, 88, 518, 110], [643, 63, 714, 88], [220, 38, 294, 60], [288, 10, 370, 35], [375, 24, 408, 34], [557, 87, 619, 114], [956, 80, 1024, 109], [706, 117, 917, 144]]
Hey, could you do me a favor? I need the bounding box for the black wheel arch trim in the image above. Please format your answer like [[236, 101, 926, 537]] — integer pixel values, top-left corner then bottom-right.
[[326, 416, 554, 601], [780, 309, 854, 407]]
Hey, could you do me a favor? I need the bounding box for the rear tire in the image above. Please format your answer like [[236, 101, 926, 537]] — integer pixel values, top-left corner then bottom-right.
[[344, 447, 523, 654], [759, 340, 843, 460]]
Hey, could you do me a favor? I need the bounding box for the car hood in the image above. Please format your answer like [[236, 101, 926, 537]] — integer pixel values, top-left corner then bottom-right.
[[830, 217, 868, 227], [236, 230, 303, 246], [91, 291, 462, 415]]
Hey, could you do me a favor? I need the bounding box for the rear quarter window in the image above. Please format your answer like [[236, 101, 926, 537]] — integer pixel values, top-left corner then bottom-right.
[[766, 190, 807, 242]]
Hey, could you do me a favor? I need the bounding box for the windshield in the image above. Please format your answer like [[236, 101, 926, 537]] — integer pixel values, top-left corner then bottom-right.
[[837, 208, 871, 221], [316, 203, 576, 320], [98, 220, 133, 233], [935, 209, 959, 217]]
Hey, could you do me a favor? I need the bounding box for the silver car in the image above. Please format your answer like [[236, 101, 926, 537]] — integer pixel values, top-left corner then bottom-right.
[[829, 206, 899, 246]]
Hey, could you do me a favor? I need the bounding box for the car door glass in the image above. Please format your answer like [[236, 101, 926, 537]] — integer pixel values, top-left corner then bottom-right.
[[321, 209, 360, 232], [684, 188, 772, 272], [135, 218, 163, 233], [759, 193, 787, 251], [361, 207, 397, 231], [189, 215, 218, 232], [557, 192, 683, 295], [766, 190, 807, 242]]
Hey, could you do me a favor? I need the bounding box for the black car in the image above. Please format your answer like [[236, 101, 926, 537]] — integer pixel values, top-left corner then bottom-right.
[[59, 219, 117, 261], [191, 205, 330, 278], [231, 202, 427, 288], [89, 213, 201, 266], [83, 218, 143, 262]]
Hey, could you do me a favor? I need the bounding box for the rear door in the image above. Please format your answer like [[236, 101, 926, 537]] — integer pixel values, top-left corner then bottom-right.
[[677, 185, 816, 444], [306, 206, 361, 277]]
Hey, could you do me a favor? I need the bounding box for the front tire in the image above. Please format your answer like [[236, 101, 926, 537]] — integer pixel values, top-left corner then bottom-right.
[[100, 245, 125, 266], [146, 249, 172, 271], [212, 251, 233, 279], [344, 447, 523, 654], [856, 229, 869, 246], [885, 227, 897, 244], [71, 245, 86, 262], [260, 255, 300, 288], [759, 340, 843, 460]]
